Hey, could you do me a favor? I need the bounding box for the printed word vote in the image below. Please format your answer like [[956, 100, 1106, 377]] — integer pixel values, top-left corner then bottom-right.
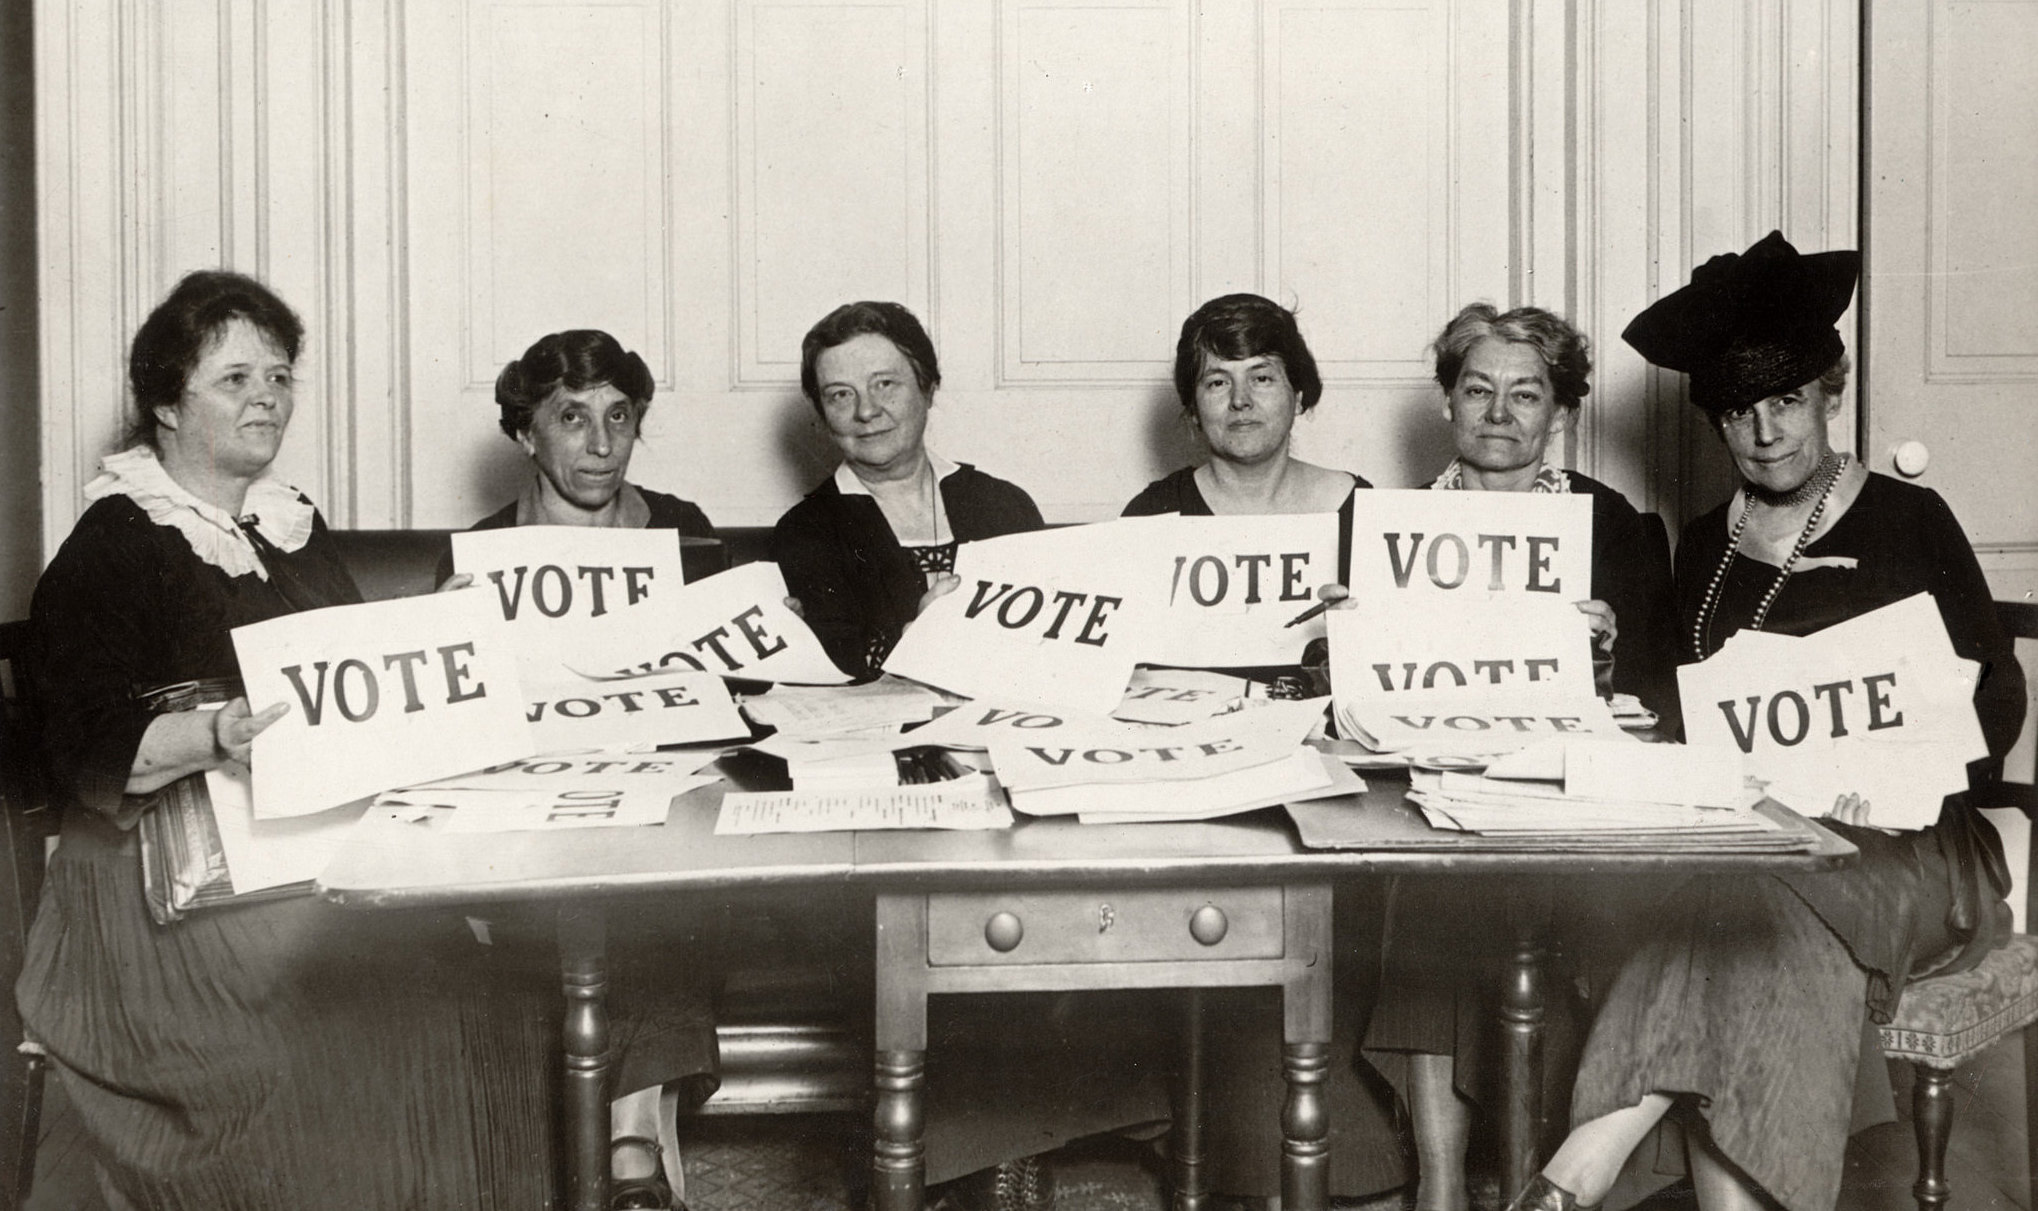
[[1168, 552, 1316, 606], [963, 582, 1122, 646], [1371, 657, 1565, 692], [626, 606, 792, 674], [1382, 533, 1562, 592], [488, 563, 657, 619], [1715, 673, 1904, 753], [280, 643, 486, 725], [526, 683, 703, 723]]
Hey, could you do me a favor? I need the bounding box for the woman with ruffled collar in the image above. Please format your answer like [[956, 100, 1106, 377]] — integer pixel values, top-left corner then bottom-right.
[[23, 271, 549, 1207]]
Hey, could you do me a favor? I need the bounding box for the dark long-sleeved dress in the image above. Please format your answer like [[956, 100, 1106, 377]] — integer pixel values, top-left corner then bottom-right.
[[1570, 472, 2023, 1211], [1119, 465, 1410, 1202], [21, 491, 553, 1210], [773, 462, 1045, 679]]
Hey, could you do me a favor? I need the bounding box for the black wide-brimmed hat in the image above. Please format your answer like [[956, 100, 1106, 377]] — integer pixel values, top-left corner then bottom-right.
[[1621, 230, 1860, 414]]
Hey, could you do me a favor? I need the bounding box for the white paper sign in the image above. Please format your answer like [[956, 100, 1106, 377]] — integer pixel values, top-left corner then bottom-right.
[[986, 697, 1326, 791], [1327, 600, 1597, 701], [1345, 490, 1592, 604], [205, 763, 369, 893], [607, 561, 851, 684], [884, 526, 1155, 716], [1130, 513, 1340, 666], [453, 526, 690, 682], [235, 591, 533, 818], [1112, 668, 1252, 725], [1676, 593, 1986, 829], [377, 781, 708, 832], [715, 773, 1014, 833], [524, 669, 748, 753], [1344, 694, 1629, 758]]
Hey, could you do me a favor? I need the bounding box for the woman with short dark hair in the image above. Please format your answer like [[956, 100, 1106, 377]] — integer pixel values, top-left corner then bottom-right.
[[1126, 292, 1365, 520]]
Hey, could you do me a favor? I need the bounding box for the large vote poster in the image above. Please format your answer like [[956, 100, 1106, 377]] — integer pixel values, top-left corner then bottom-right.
[[1125, 512, 1341, 667], [451, 526, 690, 683], [884, 525, 1155, 716], [606, 561, 850, 685], [1677, 593, 1985, 829], [234, 590, 533, 818]]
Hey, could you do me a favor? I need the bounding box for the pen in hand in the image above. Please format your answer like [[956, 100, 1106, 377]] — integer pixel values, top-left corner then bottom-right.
[[1283, 598, 1335, 629]]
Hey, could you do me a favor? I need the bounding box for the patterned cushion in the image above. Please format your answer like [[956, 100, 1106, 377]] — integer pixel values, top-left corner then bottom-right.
[[1880, 934, 2038, 1068]]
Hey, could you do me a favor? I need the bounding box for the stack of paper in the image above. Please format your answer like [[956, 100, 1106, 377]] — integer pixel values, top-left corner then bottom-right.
[[982, 697, 1358, 823], [373, 751, 722, 833], [1405, 737, 1795, 849], [1677, 593, 1985, 830], [740, 675, 952, 741]]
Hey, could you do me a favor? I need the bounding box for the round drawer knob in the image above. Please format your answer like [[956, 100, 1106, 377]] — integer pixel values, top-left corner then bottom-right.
[[984, 911, 1024, 952], [1189, 904, 1229, 946]]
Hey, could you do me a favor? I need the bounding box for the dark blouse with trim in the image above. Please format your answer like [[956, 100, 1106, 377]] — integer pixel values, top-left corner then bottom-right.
[[773, 464, 1045, 679], [31, 493, 362, 825]]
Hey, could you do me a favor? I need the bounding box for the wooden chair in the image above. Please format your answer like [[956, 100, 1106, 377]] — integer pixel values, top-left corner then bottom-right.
[[1877, 600, 2038, 1211], [0, 619, 56, 1210]]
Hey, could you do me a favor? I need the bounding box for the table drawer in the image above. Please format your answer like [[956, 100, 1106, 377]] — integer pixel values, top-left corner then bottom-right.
[[925, 886, 1285, 966]]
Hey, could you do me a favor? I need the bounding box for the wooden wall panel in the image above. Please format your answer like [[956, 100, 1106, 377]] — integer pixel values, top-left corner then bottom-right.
[[998, 0, 1188, 381], [736, 0, 931, 383]]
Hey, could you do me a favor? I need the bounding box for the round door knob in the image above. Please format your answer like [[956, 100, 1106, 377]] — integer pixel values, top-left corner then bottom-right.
[[1189, 904, 1229, 946], [1893, 440, 1931, 478], [984, 911, 1024, 952]]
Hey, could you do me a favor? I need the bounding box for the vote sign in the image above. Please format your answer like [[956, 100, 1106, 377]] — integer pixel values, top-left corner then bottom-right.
[[1346, 490, 1591, 603], [235, 589, 532, 818], [885, 525, 1155, 716], [610, 561, 850, 685], [452, 525, 690, 682], [1129, 513, 1340, 667]]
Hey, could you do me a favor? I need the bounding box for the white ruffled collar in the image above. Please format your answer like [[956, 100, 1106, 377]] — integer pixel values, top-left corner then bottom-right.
[[85, 447, 315, 580]]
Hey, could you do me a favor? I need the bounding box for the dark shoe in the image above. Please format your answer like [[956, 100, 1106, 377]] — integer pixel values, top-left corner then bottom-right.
[[928, 1153, 1056, 1211], [1503, 1173, 1599, 1211], [610, 1135, 682, 1210]]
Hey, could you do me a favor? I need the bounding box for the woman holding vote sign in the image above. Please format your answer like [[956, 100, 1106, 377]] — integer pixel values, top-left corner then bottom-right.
[[774, 301, 1046, 679], [1125, 294, 1411, 1208], [1504, 234, 2025, 1211], [23, 272, 549, 1207], [1365, 303, 1680, 1211]]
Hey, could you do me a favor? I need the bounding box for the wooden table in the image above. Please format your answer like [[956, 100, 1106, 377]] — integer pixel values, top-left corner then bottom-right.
[[319, 770, 1855, 1211]]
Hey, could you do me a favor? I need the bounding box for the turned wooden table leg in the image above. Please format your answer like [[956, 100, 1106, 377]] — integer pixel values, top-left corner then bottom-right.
[[1499, 884, 1548, 1199], [1281, 1040, 1331, 1211], [559, 902, 611, 1211], [873, 894, 929, 1211], [1173, 988, 1210, 1211]]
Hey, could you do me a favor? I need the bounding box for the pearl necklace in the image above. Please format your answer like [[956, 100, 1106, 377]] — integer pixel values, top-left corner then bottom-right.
[[1689, 452, 1849, 660]]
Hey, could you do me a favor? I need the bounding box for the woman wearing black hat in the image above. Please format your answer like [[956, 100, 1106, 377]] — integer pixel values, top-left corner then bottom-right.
[[1503, 232, 2026, 1211]]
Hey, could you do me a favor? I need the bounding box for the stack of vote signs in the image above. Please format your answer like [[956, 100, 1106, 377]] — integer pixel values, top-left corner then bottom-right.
[[981, 697, 1359, 823], [1328, 489, 1624, 762], [1677, 592, 1986, 830]]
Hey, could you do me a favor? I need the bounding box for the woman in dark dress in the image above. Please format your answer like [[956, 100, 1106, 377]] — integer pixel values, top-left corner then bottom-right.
[[1507, 233, 2025, 1211], [773, 301, 1044, 680], [21, 270, 551, 1209], [1365, 304, 1680, 1211], [444, 329, 722, 1208], [1123, 294, 1406, 1209]]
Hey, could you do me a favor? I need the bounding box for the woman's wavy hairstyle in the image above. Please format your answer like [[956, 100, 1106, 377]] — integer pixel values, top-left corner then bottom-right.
[[125, 270, 305, 451], [1431, 303, 1592, 410], [494, 330, 654, 439], [1172, 294, 1324, 415], [798, 301, 941, 411]]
